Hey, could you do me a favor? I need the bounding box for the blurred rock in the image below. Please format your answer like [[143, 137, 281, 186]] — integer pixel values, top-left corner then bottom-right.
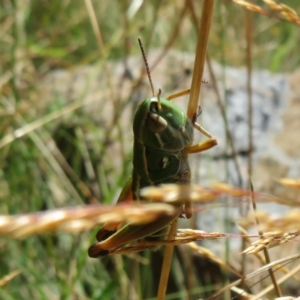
[[37, 49, 298, 200]]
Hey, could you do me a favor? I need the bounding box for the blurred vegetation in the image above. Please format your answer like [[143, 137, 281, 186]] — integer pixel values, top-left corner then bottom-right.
[[1, 0, 300, 299]]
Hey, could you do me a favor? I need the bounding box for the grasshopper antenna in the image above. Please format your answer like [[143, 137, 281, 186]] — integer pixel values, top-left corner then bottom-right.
[[138, 38, 155, 97], [157, 88, 162, 111]]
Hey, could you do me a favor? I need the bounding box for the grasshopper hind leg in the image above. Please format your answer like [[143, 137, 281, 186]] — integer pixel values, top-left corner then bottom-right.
[[94, 178, 133, 242], [88, 207, 182, 258]]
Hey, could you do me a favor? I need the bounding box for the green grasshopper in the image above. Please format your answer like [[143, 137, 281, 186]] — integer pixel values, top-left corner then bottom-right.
[[88, 39, 217, 258]]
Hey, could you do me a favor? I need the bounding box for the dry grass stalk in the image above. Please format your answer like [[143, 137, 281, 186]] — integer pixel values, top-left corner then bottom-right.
[[156, 1, 215, 294], [230, 286, 254, 299], [140, 184, 219, 203], [232, 0, 300, 26], [243, 231, 299, 254], [245, 210, 300, 232], [0, 92, 110, 150], [83, 0, 115, 103], [157, 219, 178, 300], [140, 183, 253, 204], [248, 179, 282, 297], [264, 1, 300, 26], [277, 178, 300, 188], [208, 253, 300, 299], [238, 226, 300, 282], [233, 0, 264, 13], [250, 261, 300, 300], [212, 182, 253, 197], [187, 0, 215, 120], [0, 270, 21, 287], [90, 229, 229, 256], [0, 203, 175, 238], [0, 183, 257, 239], [188, 242, 241, 277]]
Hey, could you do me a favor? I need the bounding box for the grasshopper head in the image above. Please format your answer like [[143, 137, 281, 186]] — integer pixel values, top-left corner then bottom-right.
[[133, 97, 193, 151]]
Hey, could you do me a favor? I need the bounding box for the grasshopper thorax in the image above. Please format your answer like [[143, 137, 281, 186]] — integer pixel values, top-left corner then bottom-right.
[[133, 97, 193, 152]]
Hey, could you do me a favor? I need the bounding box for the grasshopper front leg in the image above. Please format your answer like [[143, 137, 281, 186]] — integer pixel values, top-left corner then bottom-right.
[[166, 91, 217, 154], [185, 122, 217, 154]]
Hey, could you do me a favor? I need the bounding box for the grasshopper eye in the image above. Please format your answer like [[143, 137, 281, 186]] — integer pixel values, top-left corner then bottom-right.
[[146, 112, 168, 133]]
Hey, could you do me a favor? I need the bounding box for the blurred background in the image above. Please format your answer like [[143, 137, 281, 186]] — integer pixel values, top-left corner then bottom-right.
[[1, 0, 300, 299]]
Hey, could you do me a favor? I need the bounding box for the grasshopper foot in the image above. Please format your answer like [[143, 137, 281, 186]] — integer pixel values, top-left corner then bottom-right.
[[88, 243, 110, 258]]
